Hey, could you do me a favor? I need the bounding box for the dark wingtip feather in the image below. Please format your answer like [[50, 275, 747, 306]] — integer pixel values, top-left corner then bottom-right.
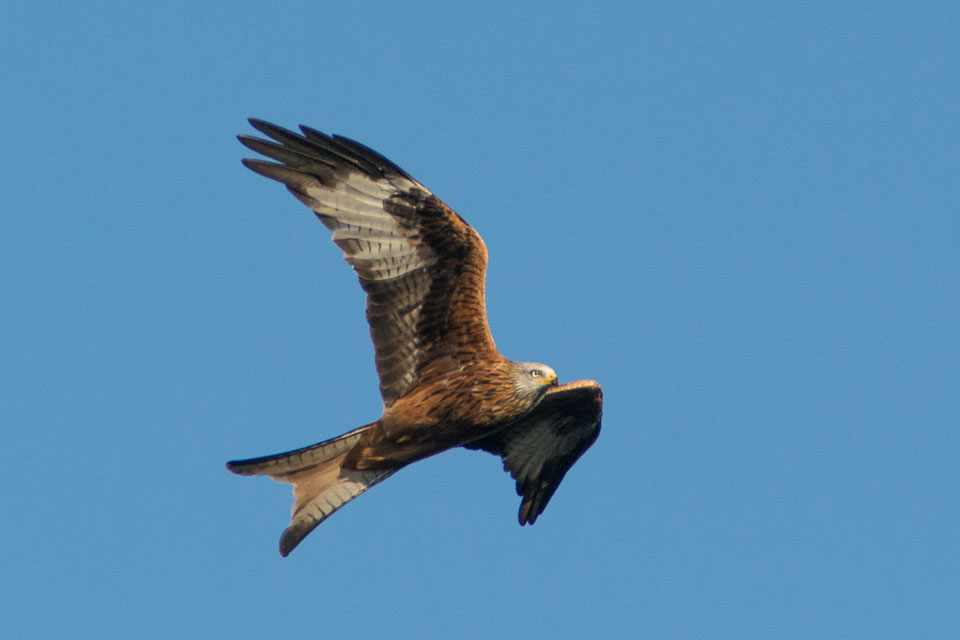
[[241, 119, 391, 181], [247, 118, 297, 141], [519, 504, 532, 526], [518, 495, 543, 526], [237, 133, 264, 153], [225, 455, 279, 477], [239, 158, 294, 183], [298, 123, 330, 142], [329, 134, 415, 181], [278, 522, 310, 557], [225, 458, 257, 476]]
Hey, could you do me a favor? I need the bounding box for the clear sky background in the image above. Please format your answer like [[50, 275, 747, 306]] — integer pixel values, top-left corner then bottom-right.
[[3, 2, 958, 638]]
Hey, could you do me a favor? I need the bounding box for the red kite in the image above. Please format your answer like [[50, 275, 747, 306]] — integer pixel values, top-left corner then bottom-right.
[[228, 120, 603, 556]]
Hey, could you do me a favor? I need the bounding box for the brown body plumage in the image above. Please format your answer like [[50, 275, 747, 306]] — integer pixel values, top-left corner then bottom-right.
[[348, 359, 542, 470], [227, 120, 603, 556]]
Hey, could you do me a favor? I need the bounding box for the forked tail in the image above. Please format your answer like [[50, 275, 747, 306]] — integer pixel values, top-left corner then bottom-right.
[[227, 425, 396, 556]]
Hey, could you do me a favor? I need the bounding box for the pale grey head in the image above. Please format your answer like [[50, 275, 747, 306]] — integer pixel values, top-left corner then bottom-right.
[[509, 361, 558, 408]]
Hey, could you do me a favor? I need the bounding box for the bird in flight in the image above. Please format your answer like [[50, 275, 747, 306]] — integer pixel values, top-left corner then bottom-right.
[[227, 119, 603, 556]]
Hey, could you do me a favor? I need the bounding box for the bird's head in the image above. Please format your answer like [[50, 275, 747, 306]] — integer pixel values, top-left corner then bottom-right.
[[510, 361, 558, 406]]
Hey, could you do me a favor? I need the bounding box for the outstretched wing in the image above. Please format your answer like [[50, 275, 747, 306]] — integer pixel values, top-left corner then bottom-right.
[[239, 120, 497, 406], [467, 380, 603, 525]]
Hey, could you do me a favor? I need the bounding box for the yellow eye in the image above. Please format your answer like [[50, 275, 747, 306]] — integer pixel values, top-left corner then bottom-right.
[[530, 369, 541, 378]]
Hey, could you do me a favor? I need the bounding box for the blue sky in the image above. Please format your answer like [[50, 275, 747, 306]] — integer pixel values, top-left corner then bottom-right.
[[3, 2, 958, 638]]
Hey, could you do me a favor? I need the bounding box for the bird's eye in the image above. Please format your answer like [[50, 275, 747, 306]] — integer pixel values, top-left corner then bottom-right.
[[530, 369, 541, 378]]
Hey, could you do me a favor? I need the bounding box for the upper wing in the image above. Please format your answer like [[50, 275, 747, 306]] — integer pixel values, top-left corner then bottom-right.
[[239, 119, 497, 406], [467, 380, 603, 525]]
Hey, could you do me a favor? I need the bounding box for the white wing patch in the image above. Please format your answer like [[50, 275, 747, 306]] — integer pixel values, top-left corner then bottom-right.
[[296, 176, 436, 283]]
